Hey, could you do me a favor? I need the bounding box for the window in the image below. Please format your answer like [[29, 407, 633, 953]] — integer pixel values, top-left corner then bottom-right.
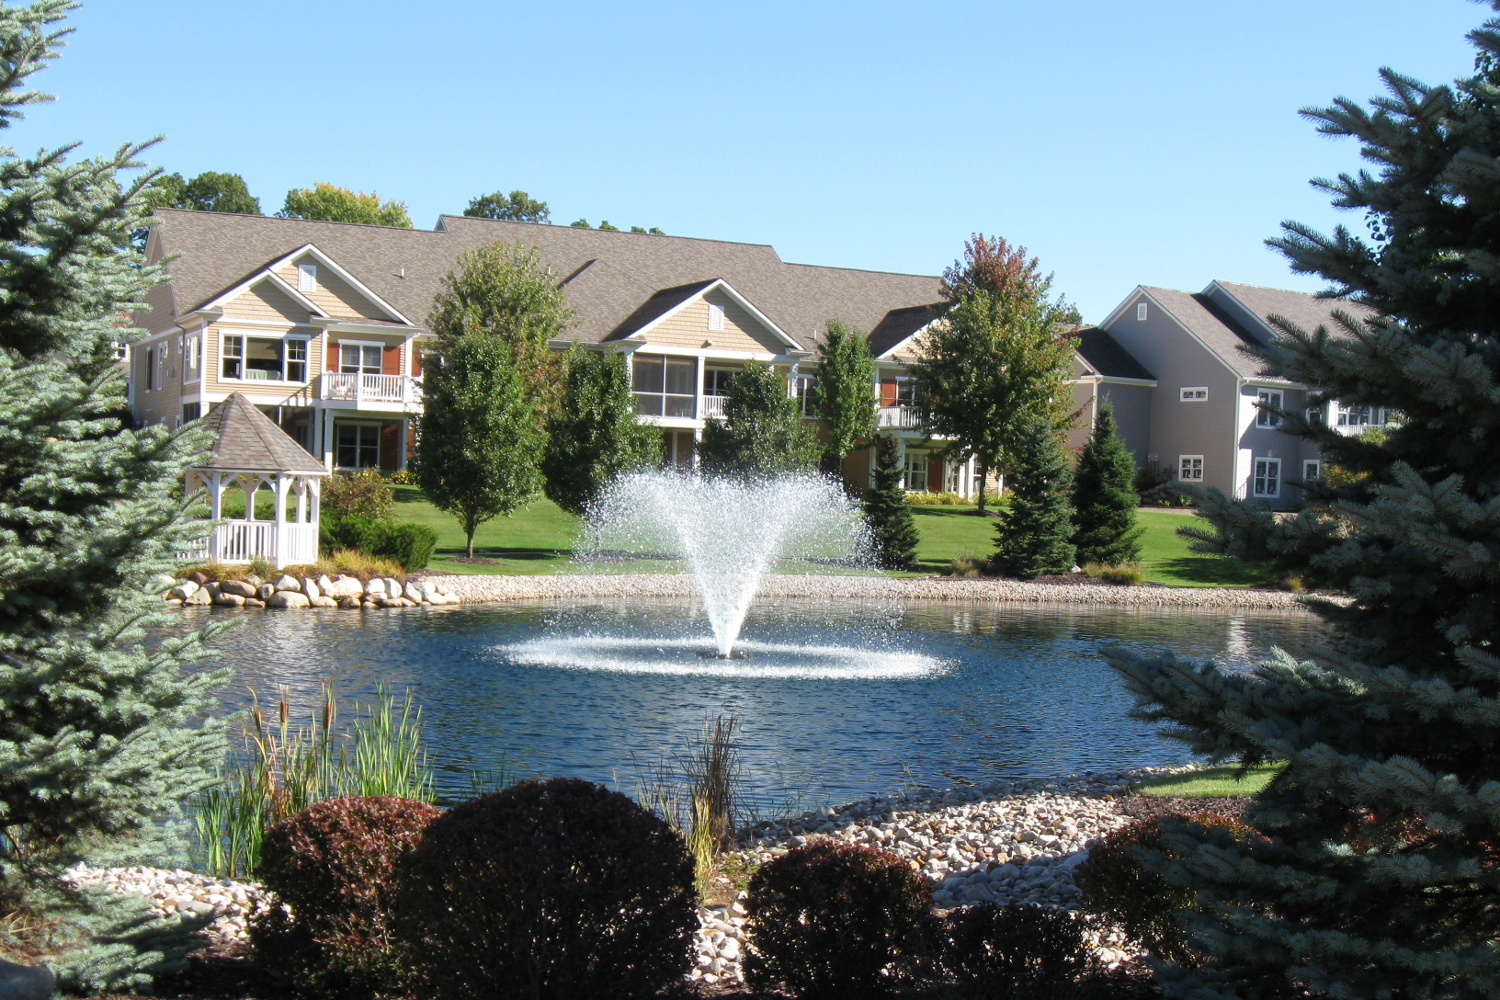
[[631, 354, 695, 417], [298, 263, 317, 293], [1253, 457, 1281, 498], [143, 344, 155, 392], [220, 333, 310, 382], [155, 343, 166, 390], [1137, 302, 1148, 321], [336, 423, 381, 470], [903, 450, 928, 492], [1303, 459, 1322, 483], [1180, 386, 1208, 402], [1306, 404, 1326, 426], [183, 333, 199, 382], [703, 368, 735, 396], [181, 403, 200, 425], [1336, 402, 1386, 427], [1178, 455, 1204, 482], [895, 376, 918, 407], [707, 302, 725, 332], [1256, 388, 1283, 428], [339, 343, 383, 375], [793, 374, 818, 415]]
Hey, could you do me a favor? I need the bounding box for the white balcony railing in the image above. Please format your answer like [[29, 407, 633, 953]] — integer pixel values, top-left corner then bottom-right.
[[701, 395, 725, 418], [320, 372, 422, 405], [177, 521, 319, 569], [876, 405, 923, 430]]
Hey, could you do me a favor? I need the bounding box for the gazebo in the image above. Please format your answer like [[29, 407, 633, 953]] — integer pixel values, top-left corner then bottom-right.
[[182, 393, 328, 569]]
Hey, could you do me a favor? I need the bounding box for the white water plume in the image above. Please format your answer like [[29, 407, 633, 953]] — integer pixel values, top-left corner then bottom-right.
[[584, 471, 870, 655]]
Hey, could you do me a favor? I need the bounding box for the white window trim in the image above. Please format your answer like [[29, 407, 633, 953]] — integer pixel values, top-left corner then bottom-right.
[[1256, 389, 1284, 428], [707, 302, 726, 332], [1180, 386, 1208, 402], [903, 449, 929, 492], [1253, 457, 1282, 498], [297, 262, 317, 293], [337, 340, 389, 375], [154, 343, 166, 391], [219, 330, 313, 386], [1302, 459, 1322, 482], [1178, 455, 1204, 482], [1136, 302, 1148, 321]]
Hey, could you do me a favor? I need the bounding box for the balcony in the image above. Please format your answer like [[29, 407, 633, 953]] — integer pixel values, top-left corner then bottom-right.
[[319, 372, 422, 406], [877, 405, 923, 430], [701, 395, 725, 418]]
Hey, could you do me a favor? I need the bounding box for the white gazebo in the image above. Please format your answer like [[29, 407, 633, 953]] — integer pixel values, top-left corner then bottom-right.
[[182, 393, 329, 568]]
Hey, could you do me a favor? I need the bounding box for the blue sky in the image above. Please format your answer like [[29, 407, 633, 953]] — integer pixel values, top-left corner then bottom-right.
[[20, 0, 1486, 321]]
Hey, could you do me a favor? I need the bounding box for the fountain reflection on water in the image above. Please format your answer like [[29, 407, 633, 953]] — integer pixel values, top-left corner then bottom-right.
[[501, 470, 946, 678]]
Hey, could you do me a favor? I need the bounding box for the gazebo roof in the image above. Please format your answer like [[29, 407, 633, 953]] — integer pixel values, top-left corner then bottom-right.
[[196, 393, 328, 475]]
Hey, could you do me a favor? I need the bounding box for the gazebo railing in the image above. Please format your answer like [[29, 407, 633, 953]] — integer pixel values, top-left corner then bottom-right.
[[175, 520, 319, 568]]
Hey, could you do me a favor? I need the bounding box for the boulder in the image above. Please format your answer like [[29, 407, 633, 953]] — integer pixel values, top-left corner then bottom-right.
[[324, 576, 364, 599], [183, 588, 212, 606], [310, 595, 338, 608], [164, 598, 183, 607], [316, 574, 336, 594], [403, 582, 424, 603], [244, 574, 262, 587], [186, 570, 209, 585], [417, 579, 441, 601], [218, 579, 257, 599], [167, 582, 200, 601], [338, 596, 362, 609], [385, 578, 405, 600], [244, 598, 266, 608], [273, 574, 300, 593], [0, 958, 54, 1000], [300, 577, 321, 600], [257, 583, 276, 601], [363, 578, 385, 597], [155, 573, 179, 590], [212, 592, 245, 608], [266, 591, 310, 609], [362, 599, 378, 610]]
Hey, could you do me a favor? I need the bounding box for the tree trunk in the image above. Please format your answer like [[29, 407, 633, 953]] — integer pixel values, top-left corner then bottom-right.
[[465, 521, 476, 559], [976, 460, 989, 514]]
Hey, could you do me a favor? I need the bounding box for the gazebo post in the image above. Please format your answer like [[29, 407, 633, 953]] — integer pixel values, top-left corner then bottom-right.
[[273, 473, 290, 569]]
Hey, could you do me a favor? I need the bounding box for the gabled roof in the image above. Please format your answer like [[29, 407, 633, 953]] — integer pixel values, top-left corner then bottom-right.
[[1137, 286, 1267, 378], [196, 394, 328, 475], [605, 277, 801, 350], [868, 302, 949, 359], [1210, 280, 1378, 337], [142, 211, 943, 351], [1074, 327, 1155, 381]]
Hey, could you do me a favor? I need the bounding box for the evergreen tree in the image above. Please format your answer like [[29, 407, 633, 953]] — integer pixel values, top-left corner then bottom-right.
[[991, 416, 1074, 579], [863, 436, 918, 569], [817, 319, 877, 467], [464, 189, 549, 223], [1071, 402, 1142, 566], [0, 2, 227, 989], [415, 336, 543, 557], [542, 349, 661, 515], [278, 182, 412, 227], [1105, 8, 1500, 997], [697, 363, 819, 477]]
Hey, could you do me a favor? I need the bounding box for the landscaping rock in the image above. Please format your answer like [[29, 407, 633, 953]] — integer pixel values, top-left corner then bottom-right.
[[272, 574, 300, 593], [364, 578, 385, 597], [316, 574, 336, 594], [218, 579, 257, 599], [310, 596, 338, 608], [338, 596, 361, 609], [183, 587, 212, 606], [323, 575, 364, 599], [257, 583, 275, 601], [403, 581, 424, 603], [300, 577, 320, 600], [186, 570, 209, 585], [0, 958, 54, 1000], [212, 592, 245, 608], [266, 591, 310, 609], [244, 598, 265, 608], [166, 581, 199, 600], [164, 597, 183, 607]]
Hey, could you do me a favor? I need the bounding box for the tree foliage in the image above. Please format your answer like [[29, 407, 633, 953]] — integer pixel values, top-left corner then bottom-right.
[[463, 189, 549, 223], [863, 436, 918, 569], [991, 416, 1074, 579], [916, 235, 1077, 512], [278, 182, 412, 228], [427, 241, 575, 413], [817, 319, 877, 463], [542, 349, 662, 516], [697, 363, 819, 477], [0, 2, 227, 989], [145, 170, 260, 214], [415, 336, 543, 557], [1071, 402, 1142, 566], [1104, 8, 1500, 997]]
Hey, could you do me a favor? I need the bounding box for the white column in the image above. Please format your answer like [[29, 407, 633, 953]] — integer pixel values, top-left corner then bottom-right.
[[323, 409, 336, 472], [398, 417, 409, 471], [695, 355, 705, 420], [273, 474, 289, 569]]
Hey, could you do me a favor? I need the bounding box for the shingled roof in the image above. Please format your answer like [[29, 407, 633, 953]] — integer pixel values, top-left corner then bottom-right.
[[142, 211, 944, 353], [1074, 327, 1155, 381], [196, 394, 328, 475]]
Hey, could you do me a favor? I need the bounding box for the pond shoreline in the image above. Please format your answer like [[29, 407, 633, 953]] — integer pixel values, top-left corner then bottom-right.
[[423, 572, 1331, 611]]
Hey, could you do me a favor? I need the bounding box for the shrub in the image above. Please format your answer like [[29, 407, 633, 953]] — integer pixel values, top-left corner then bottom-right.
[[251, 796, 441, 999], [1075, 812, 1254, 963], [388, 468, 417, 486], [321, 518, 437, 571], [744, 841, 931, 998], [307, 549, 406, 582], [938, 903, 1097, 1000], [392, 778, 696, 1000], [949, 555, 985, 578], [324, 469, 396, 522], [1082, 562, 1144, 586]]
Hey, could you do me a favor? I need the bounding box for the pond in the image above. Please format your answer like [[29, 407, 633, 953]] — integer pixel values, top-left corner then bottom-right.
[[172, 597, 1327, 813]]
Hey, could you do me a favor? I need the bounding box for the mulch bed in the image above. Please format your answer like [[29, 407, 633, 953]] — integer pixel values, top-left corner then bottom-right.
[[1114, 794, 1250, 823]]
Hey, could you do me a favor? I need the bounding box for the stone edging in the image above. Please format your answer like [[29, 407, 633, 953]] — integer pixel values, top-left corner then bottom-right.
[[422, 572, 1333, 611]]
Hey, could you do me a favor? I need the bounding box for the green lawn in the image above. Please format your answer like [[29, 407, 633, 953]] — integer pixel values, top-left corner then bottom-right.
[[393, 486, 1273, 587], [1133, 762, 1283, 798]]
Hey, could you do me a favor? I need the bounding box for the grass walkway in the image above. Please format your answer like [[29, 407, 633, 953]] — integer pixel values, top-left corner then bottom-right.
[[394, 486, 1274, 587]]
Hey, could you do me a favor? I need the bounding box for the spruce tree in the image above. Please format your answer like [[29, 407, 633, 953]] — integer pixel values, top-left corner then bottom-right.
[[697, 363, 819, 477], [991, 416, 1074, 579], [541, 349, 661, 516], [863, 436, 918, 569], [1105, 8, 1500, 997], [0, 2, 226, 989], [1071, 402, 1142, 566]]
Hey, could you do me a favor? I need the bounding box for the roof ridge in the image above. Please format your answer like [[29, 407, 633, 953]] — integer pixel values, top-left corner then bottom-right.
[[435, 214, 783, 254], [153, 208, 449, 236]]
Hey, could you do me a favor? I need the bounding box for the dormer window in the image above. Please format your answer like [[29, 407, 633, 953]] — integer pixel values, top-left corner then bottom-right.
[[1137, 302, 1148, 321], [297, 263, 317, 293], [707, 302, 725, 332]]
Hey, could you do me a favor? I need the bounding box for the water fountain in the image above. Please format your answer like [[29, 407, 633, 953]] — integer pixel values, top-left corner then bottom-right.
[[501, 470, 945, 679]]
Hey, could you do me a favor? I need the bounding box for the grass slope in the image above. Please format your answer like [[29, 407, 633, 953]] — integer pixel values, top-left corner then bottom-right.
[[392, 486, 1272, 587]]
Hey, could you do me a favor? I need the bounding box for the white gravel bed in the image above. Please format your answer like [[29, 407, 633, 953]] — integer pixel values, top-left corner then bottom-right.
[[425, 572, 1328, 610]]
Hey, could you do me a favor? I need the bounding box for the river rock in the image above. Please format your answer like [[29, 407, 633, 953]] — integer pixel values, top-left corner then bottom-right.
[[0, 958, 53, 1000], [167, 581, 199, 600], [364, 578, 385, 597], [323, 576, 364, 599], [212, 592, 245, 608], [301, 577, 321, 600], [266, 591, 310, 609], [183, 587, 212, 606], [257, 583, 275, 600], [338, 596, 361, 609], [186, 570, 209, 585], [218, 579, 257, 599], [403, 582, 424, 603], [310, 596, 338, 608], [272, 574, 300, 593]]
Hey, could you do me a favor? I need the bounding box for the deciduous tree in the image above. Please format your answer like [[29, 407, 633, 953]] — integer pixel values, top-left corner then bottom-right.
[[817, 319, 877, 467], [146, 170, 260, 214], [278, 182, 412, 228], [697, 363, 818, 477], [1105, 7, 1500, 997], [542, 349, 661, 515], [464, 189, 549, 223]]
